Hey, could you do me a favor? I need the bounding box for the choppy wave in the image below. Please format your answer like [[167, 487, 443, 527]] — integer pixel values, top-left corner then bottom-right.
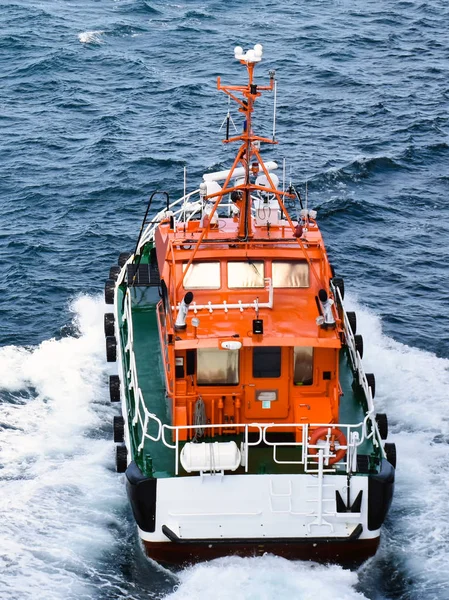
[[166, 297, 449, 600], [2, 293, 448, 600], [78, 31, 105, 44]]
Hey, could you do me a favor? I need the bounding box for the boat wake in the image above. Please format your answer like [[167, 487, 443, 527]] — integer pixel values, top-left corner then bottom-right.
[[347, 296, 449, 600], [165, 555, 367, 600], [1, 294, 447, 599], [0, 296, 127, 600]]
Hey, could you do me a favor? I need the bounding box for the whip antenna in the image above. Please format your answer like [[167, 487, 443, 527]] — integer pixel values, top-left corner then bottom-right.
[[282, 157, 286, 195], [219, 96, 237, 141], [270, 69, 277, 141], [305, 181, 308, 214], [183, 166, 187, 223]]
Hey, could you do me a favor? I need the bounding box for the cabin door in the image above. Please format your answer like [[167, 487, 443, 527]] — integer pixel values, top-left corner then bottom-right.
[[243, 346, 290, 420]]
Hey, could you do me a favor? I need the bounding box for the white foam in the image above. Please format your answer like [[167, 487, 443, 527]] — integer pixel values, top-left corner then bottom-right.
[[0, 295, 124, 600], [78, 30, 104, 44], [165, 555, 368, 600], [350, 300, 449, 432], [344, 294, 449, 595]]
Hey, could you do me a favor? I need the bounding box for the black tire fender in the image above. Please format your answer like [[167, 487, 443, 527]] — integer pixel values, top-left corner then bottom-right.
[[113, 416, 125, 443], [376, 413, 388, 440], [332, 277, 345, 300], [366, 372, 376, 398], [384, 442, 396, 468], [109, 375, 120, 402], [106, 336, 117, 362], [105, 279, 115, 305], [109, 265, 121, 281], [346, 311, 357, 335], [118, 252, 132, 267], [104, 313, 115, 337], [116, 444, 128, 473]]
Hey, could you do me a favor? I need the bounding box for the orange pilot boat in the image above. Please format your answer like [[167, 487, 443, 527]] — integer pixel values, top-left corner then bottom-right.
[[104, 44, 395, 565]]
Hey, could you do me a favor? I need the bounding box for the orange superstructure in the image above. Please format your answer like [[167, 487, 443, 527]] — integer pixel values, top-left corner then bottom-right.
[[154, 46, 343, 444]]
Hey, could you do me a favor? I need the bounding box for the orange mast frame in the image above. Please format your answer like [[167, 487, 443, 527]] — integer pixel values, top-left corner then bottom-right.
[[177, 47, 328, 294]]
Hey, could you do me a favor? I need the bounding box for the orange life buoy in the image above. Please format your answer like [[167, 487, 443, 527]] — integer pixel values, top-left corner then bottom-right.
[[309, 426, 347, 465]]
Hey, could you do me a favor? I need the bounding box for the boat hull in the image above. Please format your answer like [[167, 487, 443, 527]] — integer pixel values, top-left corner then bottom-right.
[[141, 535, 379, 567], [125, 462, 393, 567]]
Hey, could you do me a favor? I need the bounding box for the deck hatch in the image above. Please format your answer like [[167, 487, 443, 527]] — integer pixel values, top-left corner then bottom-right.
[[127, 263, 160, 286]]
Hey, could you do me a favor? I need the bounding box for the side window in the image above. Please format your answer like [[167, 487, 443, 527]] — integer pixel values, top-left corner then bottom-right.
[[293, 347, 313, 385], [253, 347, 281, 378], [197, 349, 239, 385]]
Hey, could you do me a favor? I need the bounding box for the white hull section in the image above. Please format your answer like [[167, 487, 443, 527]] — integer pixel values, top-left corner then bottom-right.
[[138, 473, 378, 543]]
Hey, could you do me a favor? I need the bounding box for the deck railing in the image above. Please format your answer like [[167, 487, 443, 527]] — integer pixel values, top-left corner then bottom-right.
[[120, 289, 162, 450], [116, 208, 384, 473], [160, 418, 372, 477], [332, 283, 385, 458], [136, 189, 301, 255]]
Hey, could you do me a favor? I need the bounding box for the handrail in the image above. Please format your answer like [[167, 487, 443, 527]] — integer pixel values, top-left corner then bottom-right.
[[138, 189, 200, 250], [122, 289, 163, 449], [117, 194, 384, 469], [172, 277, 273, 314], [156, 419, 368, 476], [332, 284, 385, 457], [136, 187, 315, 254]]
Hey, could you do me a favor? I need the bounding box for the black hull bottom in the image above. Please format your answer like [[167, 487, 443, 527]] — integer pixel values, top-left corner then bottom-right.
[[142, 536, 380, 567]]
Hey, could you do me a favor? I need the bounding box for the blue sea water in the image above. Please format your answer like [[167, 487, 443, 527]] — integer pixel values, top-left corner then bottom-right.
[[1, 0, 449, 598]]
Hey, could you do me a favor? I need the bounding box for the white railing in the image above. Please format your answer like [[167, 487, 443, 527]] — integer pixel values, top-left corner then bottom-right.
[[172, 277, 273, 314], [156, 419, 371, 477], [138, 189, 200, 250], [122, 289, 163, 450], [331, 284, 385, 457], [136, 190, 273, 255], [117, 228, 383, 469]]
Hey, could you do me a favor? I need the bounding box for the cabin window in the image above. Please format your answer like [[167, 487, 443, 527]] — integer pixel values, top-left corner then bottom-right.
[[184, 262, 220, 289], [272, 261, 309, 288], [253, 347, 281, 378], [197, 349, 239, 385], [293, 347, 313, 385], [227, 261, 265, 288]]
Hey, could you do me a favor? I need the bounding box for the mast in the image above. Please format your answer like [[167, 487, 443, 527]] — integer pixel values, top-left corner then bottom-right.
[[177, 45, 324, 293], [217, 45, 276, 239]]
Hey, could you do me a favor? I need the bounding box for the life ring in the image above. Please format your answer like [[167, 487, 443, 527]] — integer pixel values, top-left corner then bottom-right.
[[309, 426, 347, 464]]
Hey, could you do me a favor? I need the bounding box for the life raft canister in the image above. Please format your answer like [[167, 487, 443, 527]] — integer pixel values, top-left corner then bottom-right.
[[309, 426, 347, 464]]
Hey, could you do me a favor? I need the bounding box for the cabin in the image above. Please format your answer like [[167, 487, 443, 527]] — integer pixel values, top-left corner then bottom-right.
[[154, 213, 342, 442]]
